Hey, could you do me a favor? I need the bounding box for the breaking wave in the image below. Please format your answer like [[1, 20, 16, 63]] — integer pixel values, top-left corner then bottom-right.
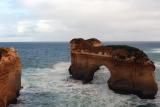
[[9, 62, 160, 107]]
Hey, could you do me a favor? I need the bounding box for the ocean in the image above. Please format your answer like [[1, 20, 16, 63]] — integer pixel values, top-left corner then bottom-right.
[[0, 42, 159, 107]]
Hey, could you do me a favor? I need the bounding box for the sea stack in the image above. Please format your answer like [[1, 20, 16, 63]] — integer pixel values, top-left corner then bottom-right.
[[0, 48, 21, 107], [69, 38, 158, 99]]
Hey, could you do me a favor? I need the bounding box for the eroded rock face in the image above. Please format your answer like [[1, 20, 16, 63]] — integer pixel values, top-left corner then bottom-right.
[[69, 38, 158, 99], [0, 48, 21, 107]]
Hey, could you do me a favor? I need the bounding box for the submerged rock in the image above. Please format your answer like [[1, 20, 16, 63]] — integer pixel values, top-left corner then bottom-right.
[[69, 38, 158, 99], [0, 48, 21, 107]]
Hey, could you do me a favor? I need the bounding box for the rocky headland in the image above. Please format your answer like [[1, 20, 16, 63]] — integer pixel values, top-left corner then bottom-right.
[[0, 48, 21, 107], [69, 38, 158, 99]]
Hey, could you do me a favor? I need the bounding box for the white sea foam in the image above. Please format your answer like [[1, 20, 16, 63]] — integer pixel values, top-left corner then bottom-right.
[[150, 48, 160, 53], [92, 65, 111, 84], [10, 62, 160, 107], [155, 62, 160, 68]]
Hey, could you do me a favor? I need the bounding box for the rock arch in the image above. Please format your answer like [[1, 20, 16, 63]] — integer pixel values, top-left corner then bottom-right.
[[69, 38, 157, 99]]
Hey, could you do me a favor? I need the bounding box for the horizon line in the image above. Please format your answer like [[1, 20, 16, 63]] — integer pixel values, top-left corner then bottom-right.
[[0, 41, 160, 43]]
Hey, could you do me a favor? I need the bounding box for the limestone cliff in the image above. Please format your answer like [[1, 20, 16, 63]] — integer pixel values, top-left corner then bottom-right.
[[69, 38, 158, 99], [0, 48, 21, 107]]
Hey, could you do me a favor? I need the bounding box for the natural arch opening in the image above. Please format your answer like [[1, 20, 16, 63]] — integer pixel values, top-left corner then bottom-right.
[[92, 65, 111, 84]]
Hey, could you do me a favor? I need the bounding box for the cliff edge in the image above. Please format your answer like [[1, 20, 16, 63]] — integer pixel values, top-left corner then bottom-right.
[[0, 48, 21, 107], [69, 38, 158, 99]]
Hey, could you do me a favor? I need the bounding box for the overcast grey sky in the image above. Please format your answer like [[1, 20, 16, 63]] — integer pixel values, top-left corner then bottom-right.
[[0, 0, 160, 41]]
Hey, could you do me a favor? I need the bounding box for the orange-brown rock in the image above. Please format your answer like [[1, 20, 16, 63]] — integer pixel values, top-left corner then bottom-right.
[[0, 48, 21, 107], [69, 38, 158, 99]]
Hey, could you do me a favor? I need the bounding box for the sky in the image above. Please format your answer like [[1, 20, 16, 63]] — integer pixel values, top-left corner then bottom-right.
[[0, 0, 160, 42]]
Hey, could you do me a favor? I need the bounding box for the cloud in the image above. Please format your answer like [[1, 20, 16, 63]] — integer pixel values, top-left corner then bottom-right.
[[0, 0, 34, 41], [0, 36, 33, 42], [17, 21, 32, 33], [17, 19, 70, 33], [0, 0, 160, 41], [17, 0, 160, 41], [35, 20, 51, 32]]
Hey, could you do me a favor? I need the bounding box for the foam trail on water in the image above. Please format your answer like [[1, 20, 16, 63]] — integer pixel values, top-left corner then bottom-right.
[[9, 62, 160, 107], [155, 62, 160, 68], [150, 48, 160, 53]]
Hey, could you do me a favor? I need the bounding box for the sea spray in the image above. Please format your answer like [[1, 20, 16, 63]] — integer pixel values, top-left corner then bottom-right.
[[9, 61, 160, 107], [92, 65, 111, 84]]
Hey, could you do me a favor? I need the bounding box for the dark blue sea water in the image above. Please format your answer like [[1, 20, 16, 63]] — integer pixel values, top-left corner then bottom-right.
[[0, 42, 159, 107]]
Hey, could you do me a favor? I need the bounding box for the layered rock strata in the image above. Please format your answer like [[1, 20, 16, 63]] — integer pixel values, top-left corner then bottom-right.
[[0, 48, 21, 107], [69, 38, 158, 99]]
